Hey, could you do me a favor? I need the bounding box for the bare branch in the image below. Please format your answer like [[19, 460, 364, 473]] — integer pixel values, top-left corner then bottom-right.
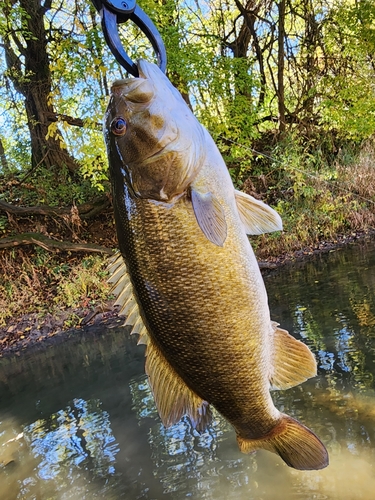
[[43, 112, 102, 129], [0, 233, 113, 254], [0, 196, 111, 220]]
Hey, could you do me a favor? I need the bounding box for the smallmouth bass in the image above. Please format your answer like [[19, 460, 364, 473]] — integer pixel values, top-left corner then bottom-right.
[[104, 60, 328, 470]]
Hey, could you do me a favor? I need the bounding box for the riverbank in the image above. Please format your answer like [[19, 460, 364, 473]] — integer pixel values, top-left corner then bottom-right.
[[1, 229, 374, 359], [2, 131, 375, 359]]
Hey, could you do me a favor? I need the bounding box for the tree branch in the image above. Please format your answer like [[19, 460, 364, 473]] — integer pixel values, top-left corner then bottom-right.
[[0, 233, 113, 254], [0, 196, 111, 220], [43, 111, 102, 129], [42, 0, 53, 13]]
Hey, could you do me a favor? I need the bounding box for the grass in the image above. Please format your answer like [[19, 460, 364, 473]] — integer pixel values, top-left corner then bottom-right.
[[0, 250, 112, 328], [248, 136, 375, 259]]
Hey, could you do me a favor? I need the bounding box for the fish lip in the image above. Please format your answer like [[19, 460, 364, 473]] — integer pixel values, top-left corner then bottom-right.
[[111, 61, 150, 86], [137, 60, 149, 79], [110, 61, 147, 92], [111, 78, 136, 91]]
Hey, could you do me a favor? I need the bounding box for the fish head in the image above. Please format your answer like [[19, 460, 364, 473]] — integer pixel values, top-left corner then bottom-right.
[[105, 60, 206, 202]]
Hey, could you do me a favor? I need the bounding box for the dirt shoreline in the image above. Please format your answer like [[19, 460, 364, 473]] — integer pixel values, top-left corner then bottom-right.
[[1, 230, 374, 359]]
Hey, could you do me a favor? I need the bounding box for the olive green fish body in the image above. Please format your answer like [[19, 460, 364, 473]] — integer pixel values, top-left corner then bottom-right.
[[112, 160, 278, 439], [105, 60, 328, 470]]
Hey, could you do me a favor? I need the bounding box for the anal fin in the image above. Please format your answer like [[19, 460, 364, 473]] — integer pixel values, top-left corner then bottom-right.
[[270, 322, 317, 390], [145, 339, 212, 431]]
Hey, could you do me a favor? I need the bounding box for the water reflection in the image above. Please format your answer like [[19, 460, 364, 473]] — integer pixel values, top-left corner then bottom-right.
[[1, 240, 375, 498], [24, 398, 119, 480]]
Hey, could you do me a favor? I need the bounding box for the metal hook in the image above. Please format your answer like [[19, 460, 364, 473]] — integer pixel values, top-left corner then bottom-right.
[[91, 0, 167, 77]]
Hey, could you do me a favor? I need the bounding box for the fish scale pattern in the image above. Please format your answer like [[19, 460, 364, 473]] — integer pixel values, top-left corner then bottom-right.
[[115, 184, 279, 438]]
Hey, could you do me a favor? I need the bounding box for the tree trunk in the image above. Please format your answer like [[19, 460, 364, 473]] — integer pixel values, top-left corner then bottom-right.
[[2, 0, 79, 173], [301, 0, 319, 123], [0, 137, 9, 174], [231, 0, 268, 108], [277, 0, 286, 136]]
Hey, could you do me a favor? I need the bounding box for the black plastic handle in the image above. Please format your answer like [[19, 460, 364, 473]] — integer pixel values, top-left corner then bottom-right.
[[92, 1, 167, 77]]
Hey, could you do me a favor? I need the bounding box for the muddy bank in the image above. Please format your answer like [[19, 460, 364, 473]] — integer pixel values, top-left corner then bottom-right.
[[1, 230, 374, 359], [258, 230, 375, 269], [0, 305, 126, 359]]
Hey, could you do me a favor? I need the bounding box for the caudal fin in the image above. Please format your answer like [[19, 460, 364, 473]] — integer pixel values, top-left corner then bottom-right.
[[237, 413, 328, 470]]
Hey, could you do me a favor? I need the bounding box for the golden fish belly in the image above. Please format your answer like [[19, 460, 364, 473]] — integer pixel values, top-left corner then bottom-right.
[[114, 187, 279, 438]]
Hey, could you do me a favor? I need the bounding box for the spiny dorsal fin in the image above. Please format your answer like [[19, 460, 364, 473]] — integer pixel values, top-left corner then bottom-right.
[[234, 190, 283, 235], [145, 339, 212, 431], [269, 322, 317, 390], [191, 188, 227, 247], [107, 252, 127, 282], [137, 326, 149, 345], [107, 252, 148, 341]]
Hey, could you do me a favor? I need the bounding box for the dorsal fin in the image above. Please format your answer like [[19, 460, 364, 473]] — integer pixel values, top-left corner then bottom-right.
[[234, 190, 283, 234], [269, 322, 317, 390], [107, 252, 148, 338], [191, 188, 227, 247], [137, 326, 149, 345], [145, 339, 212, 431]]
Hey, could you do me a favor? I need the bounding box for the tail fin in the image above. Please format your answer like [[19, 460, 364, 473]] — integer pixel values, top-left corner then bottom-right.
[[237, 413, 328, 471]]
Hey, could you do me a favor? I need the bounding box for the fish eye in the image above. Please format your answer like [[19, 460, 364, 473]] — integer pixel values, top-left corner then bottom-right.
[[111, 117, 127, 136]]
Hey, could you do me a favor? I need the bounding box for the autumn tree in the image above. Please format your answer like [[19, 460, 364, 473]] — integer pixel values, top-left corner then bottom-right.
[[0, 0, 375, 252], [1, 0, 79, 174]]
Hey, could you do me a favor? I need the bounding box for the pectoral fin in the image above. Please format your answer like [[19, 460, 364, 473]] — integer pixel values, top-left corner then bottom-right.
[[234, 190, 283, 234], [146, 339, 212, 431], [270, 322, 317, 390], [191, 188, 227, 247]]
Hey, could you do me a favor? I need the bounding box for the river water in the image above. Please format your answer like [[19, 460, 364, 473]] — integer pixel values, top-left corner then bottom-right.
[[1, 240, 375, 499]]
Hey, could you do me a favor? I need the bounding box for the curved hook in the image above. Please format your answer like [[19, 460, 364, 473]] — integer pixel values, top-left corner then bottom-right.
[[93, 1, 167, 77]]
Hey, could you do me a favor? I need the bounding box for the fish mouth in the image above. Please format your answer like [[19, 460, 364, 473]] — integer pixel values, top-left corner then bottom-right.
[[137, 59, 153, 80], [111, 60, 171, 101], [111, 60, 155, 88], [110, 61, 149, 94], [137, 59, 173, 86]]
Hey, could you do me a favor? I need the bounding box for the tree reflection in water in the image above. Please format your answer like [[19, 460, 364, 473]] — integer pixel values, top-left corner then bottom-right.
[[24, 398, 119, 481]]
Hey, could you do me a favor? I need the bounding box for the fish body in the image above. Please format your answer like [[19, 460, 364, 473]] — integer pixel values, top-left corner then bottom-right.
[[104, 61, 328, 470]]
